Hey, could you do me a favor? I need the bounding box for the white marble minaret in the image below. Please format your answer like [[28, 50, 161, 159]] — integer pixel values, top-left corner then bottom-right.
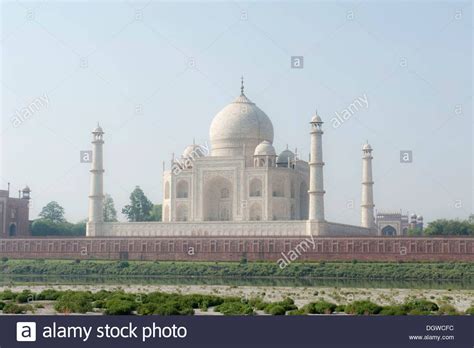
[[361, 142, 375, 229], [86, 124, 105, 237], [308, 112, 325, 222]]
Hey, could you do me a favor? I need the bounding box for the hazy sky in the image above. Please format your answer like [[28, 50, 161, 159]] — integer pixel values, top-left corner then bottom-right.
[[1, 0, 472, 225]]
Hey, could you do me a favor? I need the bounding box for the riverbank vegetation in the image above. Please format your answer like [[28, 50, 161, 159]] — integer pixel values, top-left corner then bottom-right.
[[1, 259, 472, 281], [0, 289, 472, 316]]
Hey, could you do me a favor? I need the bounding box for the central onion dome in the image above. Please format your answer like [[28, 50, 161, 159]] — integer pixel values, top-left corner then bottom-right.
[[209, 79, 274, 157]]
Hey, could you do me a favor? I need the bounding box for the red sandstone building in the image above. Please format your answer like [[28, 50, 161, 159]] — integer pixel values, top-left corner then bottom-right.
[[0, 185, 31, 238]]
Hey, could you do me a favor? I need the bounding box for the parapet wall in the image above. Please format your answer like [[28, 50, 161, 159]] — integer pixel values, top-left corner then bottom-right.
[[1, 236, 473, 262], [87, 221, 374, 237]]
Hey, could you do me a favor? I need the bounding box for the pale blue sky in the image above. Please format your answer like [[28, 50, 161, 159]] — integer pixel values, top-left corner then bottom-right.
[[1, 0, 472, 224]]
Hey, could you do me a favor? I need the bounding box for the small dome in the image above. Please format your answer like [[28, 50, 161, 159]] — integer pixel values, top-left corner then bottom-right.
[[254, 140, 276, 156], [311, 114, 322, 123], [417, 215, 423, 220], [410, 213, 417, 218], [277, 149, 295, 165], [93, 123, 104, 133], [362, 143, 372, 151], [22, 185, 31, 193], [182, 144, 204, 159]]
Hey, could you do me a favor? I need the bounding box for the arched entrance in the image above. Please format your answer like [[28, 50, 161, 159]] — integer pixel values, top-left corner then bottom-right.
[[249, 203, 262, 221], [9, 223, 17, 237], [203, 176, 233, 221], [176, 180, 189, 198], [176, 204, 188, 221], [249, 178, 262, 197], [381, 225, 397, 236]]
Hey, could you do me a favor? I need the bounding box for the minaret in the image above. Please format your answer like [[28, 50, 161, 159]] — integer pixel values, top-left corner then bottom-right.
[[87, 124, 105, 237], [309, 112, 325, 222], [361, 142, 375, 230]]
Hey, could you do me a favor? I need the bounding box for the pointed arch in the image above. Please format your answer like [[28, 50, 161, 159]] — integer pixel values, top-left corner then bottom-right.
[[249, 178, 262, 197], [203, 176, 233, 221], [176, 180, 189, 198], [249, 203, 262, 221]]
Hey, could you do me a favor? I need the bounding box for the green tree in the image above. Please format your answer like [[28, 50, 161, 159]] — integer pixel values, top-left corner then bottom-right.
[[103, 194, 118, 222], [424, 219, 474, 236], [39, 201, 66, 223], [149, 204, 162, 221], [407, 227, 422, 236], [122, 186, 153, 222], [31, 219, 85, 236]]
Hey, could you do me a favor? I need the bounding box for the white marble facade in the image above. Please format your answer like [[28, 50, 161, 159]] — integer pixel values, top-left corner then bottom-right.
[[87, 80, 377, 237], [162, 84, 309, 223]]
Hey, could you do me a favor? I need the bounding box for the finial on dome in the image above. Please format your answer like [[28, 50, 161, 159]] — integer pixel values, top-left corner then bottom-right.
[[311, 109, 323, 124], [362, 142, 372, 151], [93, 122, 104, 134], [240, 75, 244, 95]]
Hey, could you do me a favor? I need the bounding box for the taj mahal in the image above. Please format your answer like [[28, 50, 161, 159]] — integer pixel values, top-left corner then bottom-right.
[[86, 80, 377, 238], [3, 79, 471, 263]]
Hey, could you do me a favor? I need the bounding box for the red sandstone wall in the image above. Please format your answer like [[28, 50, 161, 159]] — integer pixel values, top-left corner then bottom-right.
[[1, 236, 473, 262]]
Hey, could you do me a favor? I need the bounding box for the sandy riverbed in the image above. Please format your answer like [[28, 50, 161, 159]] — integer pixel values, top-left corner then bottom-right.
[[1, 284, 473, 315]]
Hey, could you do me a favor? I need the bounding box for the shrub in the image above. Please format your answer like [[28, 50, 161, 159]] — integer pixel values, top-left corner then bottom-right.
[[104, 298, 136, 315], [379, 305, 407, 316], [137, 303, 157, 315], [37, 289, 61, 301], [248, 297, 268, 311], [54, 291, 93, 314], [215, 301, 254, 315], [94, 300, 105, 309], [402, 299, 439, 315], [465, 307, 474, 315], [304, 300, 337, 314], [265, 304, 286, 315], [345, 300, 382, 315], [0, 290, 15, 301], [180, 294, 224, 309], [3, 303, 30, 314], [1, 257, 8, 262], [263, 298, 297, 315], [335, 304, 346, 312], [0, 301, 5, 310], [92, 290, 112, 301], [16, 290, 33, 304], [438, 304, 458, 315]]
